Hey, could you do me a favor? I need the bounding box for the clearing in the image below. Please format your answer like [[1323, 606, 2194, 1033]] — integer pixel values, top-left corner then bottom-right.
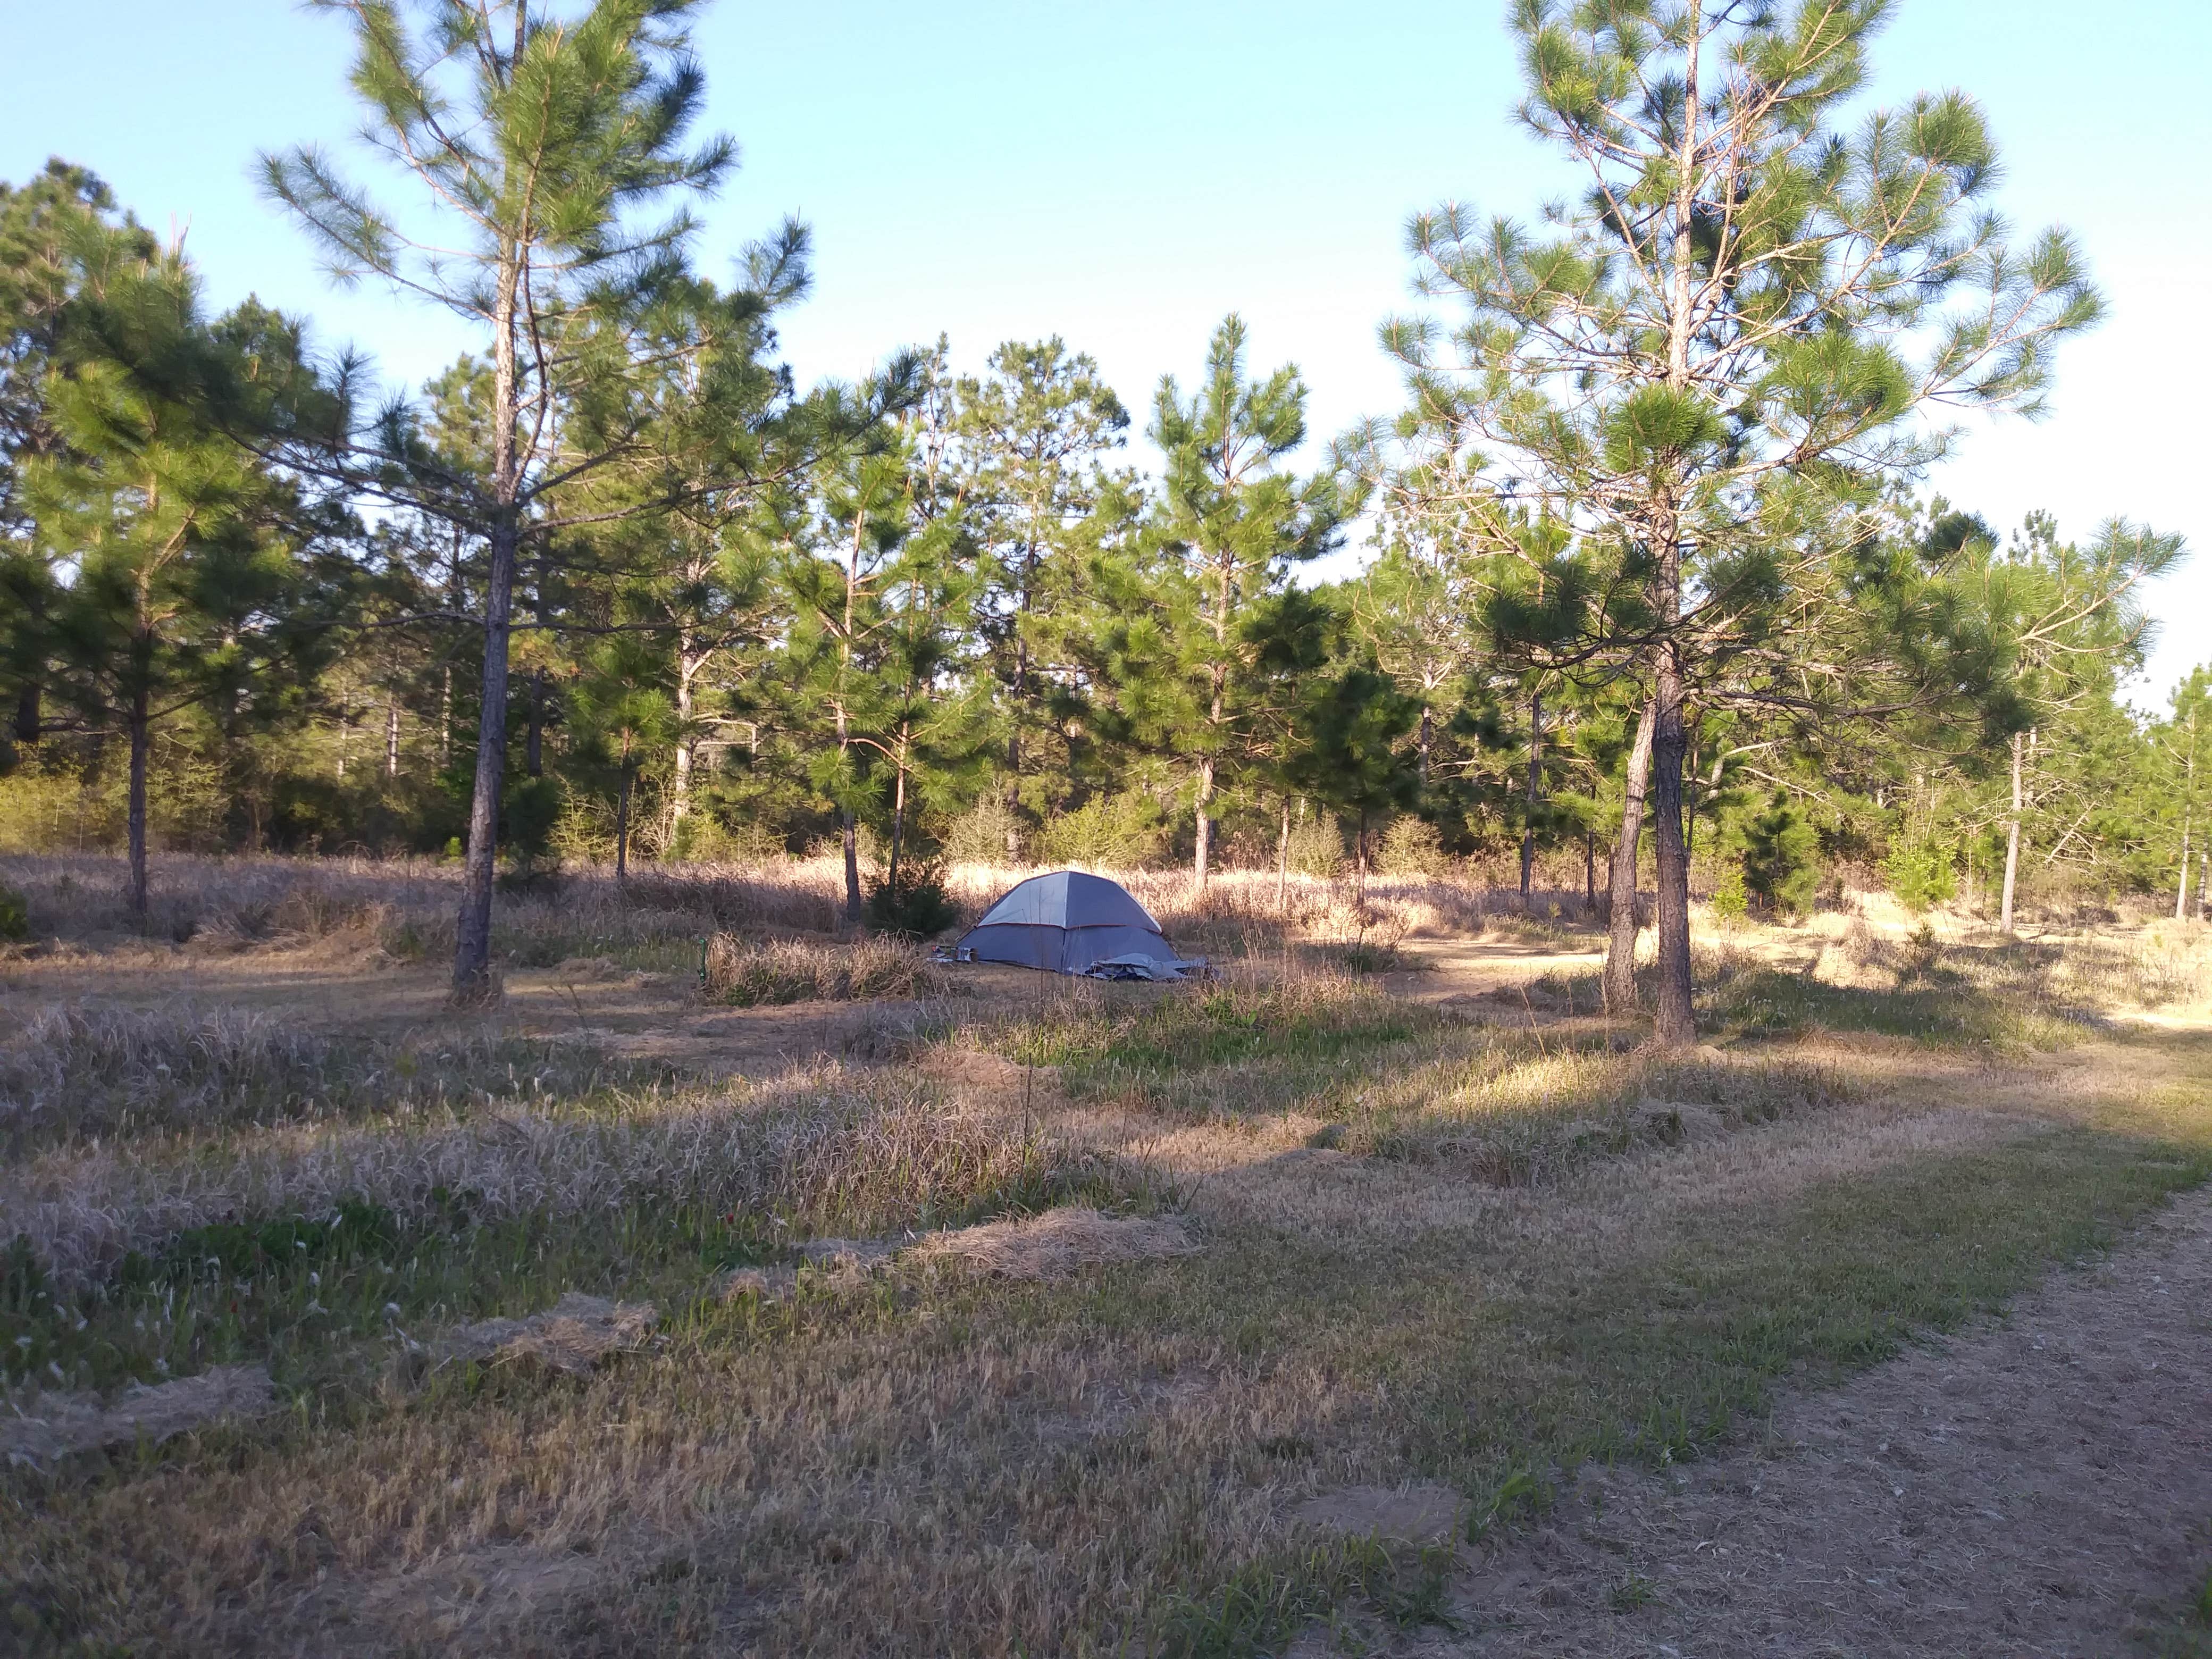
[[3, 853, 2210, 1657]]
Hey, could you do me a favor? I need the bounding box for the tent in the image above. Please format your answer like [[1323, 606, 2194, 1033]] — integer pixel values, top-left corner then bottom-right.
[[952, 871, 1203, 978]]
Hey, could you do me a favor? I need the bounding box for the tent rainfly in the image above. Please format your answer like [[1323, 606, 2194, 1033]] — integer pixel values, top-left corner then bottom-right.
[[951, 871, 1203, 979]]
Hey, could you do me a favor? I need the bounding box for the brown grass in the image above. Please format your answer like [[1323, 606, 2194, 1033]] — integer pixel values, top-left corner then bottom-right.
[[3, 1065, 1042, 1292], [6, 852, 2212, 1657], [701, 931, 944, 1005], [909, 1206, 1200, 1280]]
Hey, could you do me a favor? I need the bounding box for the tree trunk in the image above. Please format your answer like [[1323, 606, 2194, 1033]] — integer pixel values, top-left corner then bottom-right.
[[888, 758, 908, 893], [1520, 688, 1544, 910], [453, 511, 517, 996], [1583, 830, 1596, 912], [671, 641, 697, 839], [385, 699, 400, 778], [337, 711, 349, 779], [1193, 754, 1215, 891], [1276, 797, 1291, 913], [2000, 728, 2025, 934], [126, 673, 150, 923], [616, 763, 631, 884], [2177, 731, 2196, 923], [455, 229, 524, 1000], [525, 667, 544, 777], [835, 811, 857, 924], [13, 681, 38, 748], [1603, 698, 1656, 1013], [1650, 648, 1695, 1046], [439, 664, 453, 769]]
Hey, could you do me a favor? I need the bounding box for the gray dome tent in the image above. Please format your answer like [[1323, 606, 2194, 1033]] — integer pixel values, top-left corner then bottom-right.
[[953, 871, 1202, 978]]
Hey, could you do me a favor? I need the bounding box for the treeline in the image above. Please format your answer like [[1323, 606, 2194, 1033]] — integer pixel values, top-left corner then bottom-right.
[[0, 2, 2202, 1019]]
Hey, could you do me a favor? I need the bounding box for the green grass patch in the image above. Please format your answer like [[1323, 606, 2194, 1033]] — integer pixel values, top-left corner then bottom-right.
[[1708, 965, 2085, 1049]]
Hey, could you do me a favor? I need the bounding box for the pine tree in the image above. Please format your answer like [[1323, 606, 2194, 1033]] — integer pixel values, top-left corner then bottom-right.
[[1389, 0, 2107, 1042], [26, 252, 337, 915], [2160, 668, 2209, 922], [0, 162, 160, 763], [1945, 512, 2184, 931], [1151, 315, 1347, 890], [956, 338, 1131, 843], [261, 0, 874, 996]]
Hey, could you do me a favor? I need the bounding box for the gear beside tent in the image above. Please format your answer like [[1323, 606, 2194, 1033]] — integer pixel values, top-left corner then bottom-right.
[[945, 870, 1206, 979]]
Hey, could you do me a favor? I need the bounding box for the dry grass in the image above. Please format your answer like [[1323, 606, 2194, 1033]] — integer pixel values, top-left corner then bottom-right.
[[701, 932, 944, 1006], [910, 1206, 1200, 1280], [0, 1003, 648, 1156], [7, 851, 2212, 1657], [0, 1362, 275, 1464], [3, 1065, 1047, 1294]]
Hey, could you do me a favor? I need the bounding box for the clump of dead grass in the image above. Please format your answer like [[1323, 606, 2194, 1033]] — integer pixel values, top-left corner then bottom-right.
[[431, 1291, 657, 1377], [0, 1362, 275, 1465], [702, 931, 944, 1006], [910, 1206, 1199, 1280]]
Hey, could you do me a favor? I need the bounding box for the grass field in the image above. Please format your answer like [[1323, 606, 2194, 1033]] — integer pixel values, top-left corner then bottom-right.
[[4, 853, 2210, 1655]]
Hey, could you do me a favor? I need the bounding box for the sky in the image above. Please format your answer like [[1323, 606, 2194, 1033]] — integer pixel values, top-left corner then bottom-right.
[[4, 0, 2206, 703]]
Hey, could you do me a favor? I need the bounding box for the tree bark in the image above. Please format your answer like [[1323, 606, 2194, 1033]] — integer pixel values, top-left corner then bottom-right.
[[1520, 688, 1544, 910], [525, 667, 543, 778], [385, 699, 400, 778], [888, 755, 908, 893], [126, 671, 150, 923], [616, 761, 631, 884], [1604, 697, 1656, 1014], [670, 636, 698, 841], [841, 809, 861, 923], [1193, 753, 1215, 891], [2176, 720, 2196, 923], [2000, 728, 2025, 934], [453, 511, 516, 996], [452, 225, 523, 999], [1650, 647, 1695, 1046], [1276, 797, 1291, 912], [13, 682, 38, 748]]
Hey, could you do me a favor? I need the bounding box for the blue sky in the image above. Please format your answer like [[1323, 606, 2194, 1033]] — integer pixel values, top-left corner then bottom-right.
[[4, 1, 2206, 701]]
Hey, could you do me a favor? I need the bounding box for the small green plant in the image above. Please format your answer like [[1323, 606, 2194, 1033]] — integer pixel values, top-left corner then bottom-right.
[[0, 881, 29, 941], [1883, 834, 1959, 914], [1035, 789, 1169, 868], [1467, 1467, 1554, 1541], [1741, 791, 1821, 916], [1377, 815, 1453, 877], [1710, 865, 1749, 921], [1608, 1571, 1657, 1613], [866, 862, 959, 939]]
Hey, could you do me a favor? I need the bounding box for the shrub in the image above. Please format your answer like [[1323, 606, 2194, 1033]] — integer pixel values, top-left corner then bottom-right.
[[0, 883, 28, 942], [1710, 865, 1748, 921], [703, 933, 940, 1005], [1284, 814, 1345, 877], [1035, 790, 1168, 869], [1377, 816, 1454, 877], [1882, 834, 1959, 914], [866, 862, 960, 939], [944, 797, 1026, 866], [1740, 791, 1821, 916]]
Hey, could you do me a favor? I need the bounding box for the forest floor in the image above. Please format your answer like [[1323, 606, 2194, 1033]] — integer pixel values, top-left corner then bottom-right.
[[3, 854, 2211, 1657]]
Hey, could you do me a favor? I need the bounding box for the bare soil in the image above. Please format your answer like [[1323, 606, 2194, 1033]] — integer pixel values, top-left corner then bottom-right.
[[1384, 1185, 2212, 1657]]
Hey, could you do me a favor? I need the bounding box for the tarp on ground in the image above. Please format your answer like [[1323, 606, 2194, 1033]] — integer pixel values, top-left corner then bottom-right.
[[953, 870, 1200, 976]]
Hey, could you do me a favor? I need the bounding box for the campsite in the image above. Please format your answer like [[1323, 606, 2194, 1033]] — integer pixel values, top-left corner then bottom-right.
[[3, 852, 2210, 1654], [5, 0, 2212, 1653]]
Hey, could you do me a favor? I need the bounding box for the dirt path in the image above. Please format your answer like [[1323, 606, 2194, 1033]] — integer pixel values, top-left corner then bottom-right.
[[1413, 1185, 2212, 1657]]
